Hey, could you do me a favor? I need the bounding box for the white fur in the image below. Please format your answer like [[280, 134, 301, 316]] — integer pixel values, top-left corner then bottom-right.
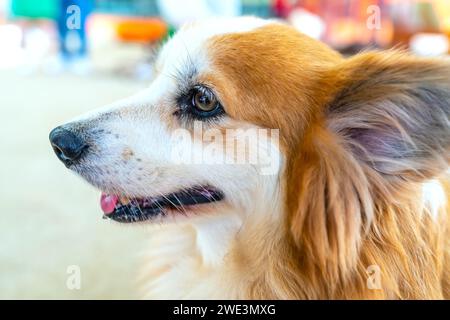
[[156, 16, 273, 77], [422, 179, 446, 221]]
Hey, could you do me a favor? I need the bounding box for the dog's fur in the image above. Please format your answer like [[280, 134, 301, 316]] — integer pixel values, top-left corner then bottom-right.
[[55, 18, 449, 299]]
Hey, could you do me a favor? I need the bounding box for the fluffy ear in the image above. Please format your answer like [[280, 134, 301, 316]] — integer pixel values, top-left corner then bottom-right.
[[287, 51, 449, 286], [287, 127, 373, 284], [326, 51, 450, 182]]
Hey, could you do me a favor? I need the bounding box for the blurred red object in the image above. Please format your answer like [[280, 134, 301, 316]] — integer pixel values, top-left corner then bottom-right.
[[273, 0, 292, 18]]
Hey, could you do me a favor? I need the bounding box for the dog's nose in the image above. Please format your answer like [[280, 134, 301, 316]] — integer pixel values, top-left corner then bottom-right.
[[49, 126, 88, 166]]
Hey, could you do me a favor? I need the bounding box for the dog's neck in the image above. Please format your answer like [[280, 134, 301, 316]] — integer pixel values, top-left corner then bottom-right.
[[138, 204, 286, 299]]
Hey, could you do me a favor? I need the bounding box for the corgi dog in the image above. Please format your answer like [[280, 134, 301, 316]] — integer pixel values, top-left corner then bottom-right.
[[50, 17, 449, 299]]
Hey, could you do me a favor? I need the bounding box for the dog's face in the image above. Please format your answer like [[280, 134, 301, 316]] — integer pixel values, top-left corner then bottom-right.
[[49, 18, 299, 223]]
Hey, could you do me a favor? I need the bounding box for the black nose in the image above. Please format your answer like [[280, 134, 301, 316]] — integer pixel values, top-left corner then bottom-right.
[[49, 126, 88, 166]]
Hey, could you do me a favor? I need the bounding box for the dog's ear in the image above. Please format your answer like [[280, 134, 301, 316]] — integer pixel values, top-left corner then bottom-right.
[[326, 51, 450, 182], [287, 51, 449, 285], [287, 127, 373, 284]]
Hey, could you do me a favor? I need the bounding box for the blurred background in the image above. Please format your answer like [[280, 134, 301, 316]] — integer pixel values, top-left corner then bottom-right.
[[0, 0, 449, 299]]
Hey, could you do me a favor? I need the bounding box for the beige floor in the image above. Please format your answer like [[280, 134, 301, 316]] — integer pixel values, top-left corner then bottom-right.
[[0, 70, 152, 299]]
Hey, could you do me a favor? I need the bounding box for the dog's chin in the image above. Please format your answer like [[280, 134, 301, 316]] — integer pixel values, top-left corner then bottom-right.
[[99, 185, 225, 224]]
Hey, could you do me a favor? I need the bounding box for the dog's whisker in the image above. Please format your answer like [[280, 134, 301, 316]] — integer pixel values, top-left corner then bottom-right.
[[201, 185, 218, 202], [160, 191, 188, 216]]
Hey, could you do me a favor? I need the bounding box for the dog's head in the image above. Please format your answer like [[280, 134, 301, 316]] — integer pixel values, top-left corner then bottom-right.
[[50, 18, 449, 270]]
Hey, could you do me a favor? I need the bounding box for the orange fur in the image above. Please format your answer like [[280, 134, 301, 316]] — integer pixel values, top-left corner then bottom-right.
[[207, 24, 449, 299]]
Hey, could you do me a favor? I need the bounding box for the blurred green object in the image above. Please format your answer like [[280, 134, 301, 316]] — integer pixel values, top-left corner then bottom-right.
[[10, 0, 59, 19], [166, 24, 176, 39]]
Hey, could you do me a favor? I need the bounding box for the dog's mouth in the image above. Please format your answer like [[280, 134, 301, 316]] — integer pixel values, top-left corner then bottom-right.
[[100, 186, 224, 223]]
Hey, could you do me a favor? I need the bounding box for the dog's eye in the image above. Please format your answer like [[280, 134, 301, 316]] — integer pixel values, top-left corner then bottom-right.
[[175, 85, 224, 121], [193, 89, 216, 112], [189, 86, 222, 118]]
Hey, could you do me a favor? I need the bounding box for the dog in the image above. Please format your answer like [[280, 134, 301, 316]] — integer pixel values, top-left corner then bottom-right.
[[49, 17, 449, 299]]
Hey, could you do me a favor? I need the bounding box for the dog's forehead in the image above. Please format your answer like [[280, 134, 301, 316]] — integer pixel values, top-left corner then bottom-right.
[[156, 17, 273, 78]]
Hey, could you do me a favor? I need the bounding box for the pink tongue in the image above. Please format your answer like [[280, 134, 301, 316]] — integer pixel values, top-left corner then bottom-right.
[[100, 193, 118, 214]]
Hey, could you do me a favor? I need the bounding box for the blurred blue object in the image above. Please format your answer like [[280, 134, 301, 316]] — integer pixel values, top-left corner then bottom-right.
[[95, 0, 159, 16], [57, 0, 93, 60], [242, 0, 271, 18]]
